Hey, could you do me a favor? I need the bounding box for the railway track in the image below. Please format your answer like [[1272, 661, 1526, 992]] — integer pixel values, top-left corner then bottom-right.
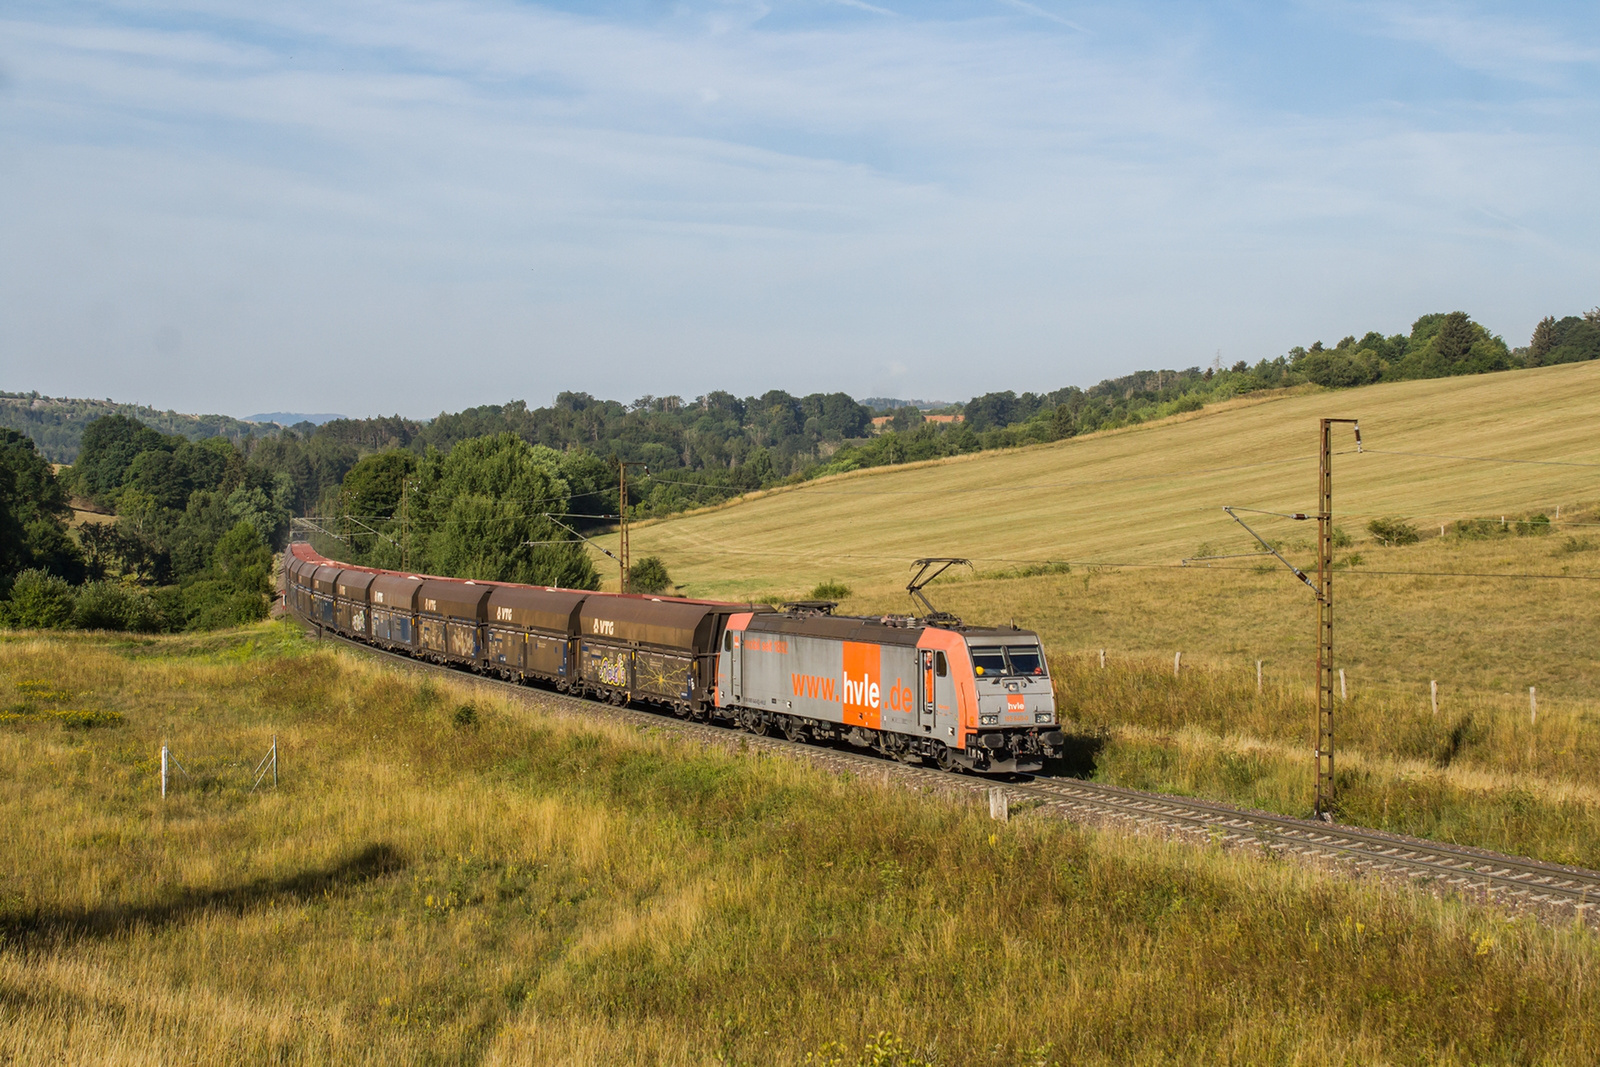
[[311, 625, 1600, 927]]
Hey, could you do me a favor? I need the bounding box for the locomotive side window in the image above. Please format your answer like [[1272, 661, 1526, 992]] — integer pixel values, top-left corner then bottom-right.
[[971, 649, 1006, 676], [1005, 646, 1047, 676], [935, 651, 947, 677], [724, 631, 733, 652]]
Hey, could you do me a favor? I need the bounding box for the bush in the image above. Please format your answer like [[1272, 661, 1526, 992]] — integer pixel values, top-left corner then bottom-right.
[[810, 580, 853, 601], [1451, 514, 1553, 540], [1452, 517, 1507, 540], [72, 580, 162, 632], [1367, 517, 1421, 546], [627, 556, 671, 595], [1, 569, 75, 629], [1515, 513, 1553, 536], [182, 580, 268, 630]]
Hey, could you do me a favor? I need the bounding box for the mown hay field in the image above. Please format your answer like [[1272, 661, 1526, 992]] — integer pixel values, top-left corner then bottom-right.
[[601, 360, 1600, 604], [3, 626, 1599, 1065]]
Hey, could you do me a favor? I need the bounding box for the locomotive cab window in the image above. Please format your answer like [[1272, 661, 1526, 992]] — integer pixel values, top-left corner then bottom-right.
[[971, 649, 1006, 677], [1005, 646, 1047, 677], [935, 651, 947, 677], [723, 631, 733, 652]]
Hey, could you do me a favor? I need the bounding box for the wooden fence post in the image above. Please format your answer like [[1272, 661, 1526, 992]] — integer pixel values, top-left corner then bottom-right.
[[1530, 687, 1537, 725], [1430, 680, 1438, 717], [1174, 651, 1182, 677], [1099, 649, 1106, 670], [1339, 668, 1347, 702], [1256, 660, 1263, 694]]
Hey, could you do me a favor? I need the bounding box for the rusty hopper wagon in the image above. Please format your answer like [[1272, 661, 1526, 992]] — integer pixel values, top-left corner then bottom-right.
[[578, 595, 745, 712], [284, 544, 1062, 774], [484, 584, 586, 687]]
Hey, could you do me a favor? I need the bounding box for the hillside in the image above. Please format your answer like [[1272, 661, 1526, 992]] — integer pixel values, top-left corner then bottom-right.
[[597, 360, 1600, 710], [601, 360, 1600, 601], [596, 361, 1600, 852], [0, 393, 266, 463]]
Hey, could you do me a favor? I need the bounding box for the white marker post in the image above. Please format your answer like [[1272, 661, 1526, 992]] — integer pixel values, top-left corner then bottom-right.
[[161, 744, 168, 799], [1430, 680, 1439, 717], [989, 787, 1009, 822]]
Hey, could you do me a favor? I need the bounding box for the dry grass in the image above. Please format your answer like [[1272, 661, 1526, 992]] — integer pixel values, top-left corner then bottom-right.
[[2, 625, 1599, 1064]]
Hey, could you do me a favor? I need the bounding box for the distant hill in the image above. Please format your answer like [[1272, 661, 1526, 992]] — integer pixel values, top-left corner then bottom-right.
[[244, 412, 347, 427], [0, 392, 269, 463], [859, 397, 953, 412]]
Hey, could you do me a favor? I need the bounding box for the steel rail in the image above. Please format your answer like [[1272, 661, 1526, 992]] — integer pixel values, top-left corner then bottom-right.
[[300, 621, 1600, 924], [1010, 777, 1600, 911]]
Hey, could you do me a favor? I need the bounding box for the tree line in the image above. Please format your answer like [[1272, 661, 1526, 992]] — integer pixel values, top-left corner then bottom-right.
[[0, 417, 281, 631], [3, 305, 1594, 625]]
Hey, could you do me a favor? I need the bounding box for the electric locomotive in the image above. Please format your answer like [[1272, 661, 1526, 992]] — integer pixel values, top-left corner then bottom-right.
[[717, 601, 1061, 773]]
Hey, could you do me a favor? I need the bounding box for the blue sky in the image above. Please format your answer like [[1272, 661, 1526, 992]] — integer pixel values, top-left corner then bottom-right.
[[2, 1, 1596, 417]]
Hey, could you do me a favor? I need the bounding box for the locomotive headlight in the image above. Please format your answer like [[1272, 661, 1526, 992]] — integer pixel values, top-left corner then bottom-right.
[[980, 713, 999, 725], [1035, 711, 1052, 723]]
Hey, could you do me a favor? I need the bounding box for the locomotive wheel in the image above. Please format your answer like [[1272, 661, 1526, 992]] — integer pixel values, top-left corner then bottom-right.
[[934, 744, 955, 772], [781, 718, 808, 743]]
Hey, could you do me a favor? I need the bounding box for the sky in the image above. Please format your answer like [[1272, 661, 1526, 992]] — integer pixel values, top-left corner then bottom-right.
[[2, 1, 1597, 419]]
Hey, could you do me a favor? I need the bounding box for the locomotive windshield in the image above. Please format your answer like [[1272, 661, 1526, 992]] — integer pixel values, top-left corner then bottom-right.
[[1005, 645, 1046, 676], [969, 645, 1048, 677], [971, 649, 1007, 676]]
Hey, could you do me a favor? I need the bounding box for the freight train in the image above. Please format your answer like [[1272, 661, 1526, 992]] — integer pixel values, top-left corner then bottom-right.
[[282, 543, 1064, 773]]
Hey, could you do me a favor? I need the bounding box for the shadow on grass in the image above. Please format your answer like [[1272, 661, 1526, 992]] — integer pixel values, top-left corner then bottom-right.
[[1041, 729, 1109, 780], [0, 843, 405, 947]]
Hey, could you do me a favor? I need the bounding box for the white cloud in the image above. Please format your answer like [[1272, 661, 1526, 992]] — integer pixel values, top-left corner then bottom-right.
[[1340, 1, 1600, 84]]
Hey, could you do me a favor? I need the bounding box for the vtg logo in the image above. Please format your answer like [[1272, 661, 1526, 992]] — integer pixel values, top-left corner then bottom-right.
[[591, 619, 616, 636]]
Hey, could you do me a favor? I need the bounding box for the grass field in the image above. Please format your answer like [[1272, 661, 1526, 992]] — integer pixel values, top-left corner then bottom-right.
[[592, 362, 1600, 857], [4, 625, 1600, 1065], [600, 361, 1600, 602]]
